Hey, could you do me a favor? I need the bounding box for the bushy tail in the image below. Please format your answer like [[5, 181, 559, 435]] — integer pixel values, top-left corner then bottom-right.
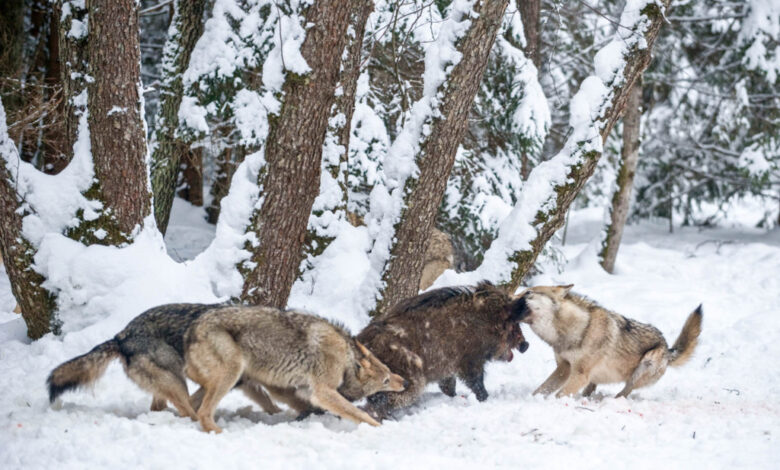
[[668, 305, 703, 367], [47, 339, 121, 403]]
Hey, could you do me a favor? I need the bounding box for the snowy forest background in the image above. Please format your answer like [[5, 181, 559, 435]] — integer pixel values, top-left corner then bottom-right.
[[1, 1, 779, 468]]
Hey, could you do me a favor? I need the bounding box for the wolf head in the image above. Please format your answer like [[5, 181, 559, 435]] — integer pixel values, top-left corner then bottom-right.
[[341, 341, 407, 400], [510, 285, 574, 344]]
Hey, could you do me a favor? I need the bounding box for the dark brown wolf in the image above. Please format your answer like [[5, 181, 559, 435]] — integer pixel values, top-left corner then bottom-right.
[[183, 306, 407, 433], [357, 281, 529, 419], [515, 285, 702, 398]]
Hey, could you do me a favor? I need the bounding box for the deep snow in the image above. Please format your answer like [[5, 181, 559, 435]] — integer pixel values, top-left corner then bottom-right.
[[1, 203, 779, 469]]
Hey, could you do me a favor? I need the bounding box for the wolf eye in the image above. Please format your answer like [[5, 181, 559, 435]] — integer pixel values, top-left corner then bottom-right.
[[383, 378, 390, 385]]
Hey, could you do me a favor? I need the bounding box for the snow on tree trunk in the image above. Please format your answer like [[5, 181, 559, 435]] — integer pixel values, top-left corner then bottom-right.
[[58, 0, 88, 161], [0, 101, 56, 339], [303, 0, 373, 263], [372, 0, 510, 314], [239, 1, 353, 308], [434, 0, 673, 292], [518, 0, 541, 180], [86, 0, 151, 238], [150, 0, 207, 234], [599, 80, 642, 274]]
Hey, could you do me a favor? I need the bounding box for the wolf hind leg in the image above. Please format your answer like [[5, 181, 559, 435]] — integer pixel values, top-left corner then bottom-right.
[[150, 395, 167, 412], [308, 384, 380, 427], [125, 354, 197, 421], [581, 383, 597, 397], [616, 346, 667, 398], [238, 380, 282, 415], [185, 330, 244, 433]]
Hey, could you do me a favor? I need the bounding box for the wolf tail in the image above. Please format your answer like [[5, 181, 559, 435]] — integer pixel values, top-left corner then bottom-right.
[[47, 339, 121, 403], [668, 305, 703, 367]]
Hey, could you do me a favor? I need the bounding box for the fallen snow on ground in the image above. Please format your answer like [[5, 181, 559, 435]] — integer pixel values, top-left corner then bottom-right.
[[1, 205, 778, 469]]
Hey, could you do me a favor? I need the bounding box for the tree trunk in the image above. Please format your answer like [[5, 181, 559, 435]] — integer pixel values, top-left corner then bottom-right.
[[518, 0, 541, 68], [150, 0, 207, 234], [0, 102, 56, 339], [599, 80, 642, 273], [0, 0, 24, 111], [206, 142, 238, 224], [375, 0, 510, 314], [240, 1, 352, 308], [58, 0, 89, 159], [518, 0, 541, 180], [177, 147, 204, 206], [304, 0, 373, 257], [498, 1, 672, 291], [87, 0, 151, 236]]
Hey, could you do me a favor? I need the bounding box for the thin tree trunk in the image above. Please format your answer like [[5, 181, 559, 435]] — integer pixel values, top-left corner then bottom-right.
[[177, 147, 204, 206], [0, 102, 57, 339], [498, 1, 672, 291], [86, 0, 151, 236], [599, 80, 642, 273], [518, 0, 541, 180], [240, 1, 352, 308], [0, 0, 24, 111], [150, 0, 207, 234], [58, 0, 89, 159], [206, 142, 237, 224], [375, 0, 510, 314], [305, 0, 373, 256]]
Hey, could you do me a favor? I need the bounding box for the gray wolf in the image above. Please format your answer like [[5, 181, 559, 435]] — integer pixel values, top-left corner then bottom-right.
[[357, 281, 530, 420], [515, 285, 702, 398], [183, 305, 406, 433]]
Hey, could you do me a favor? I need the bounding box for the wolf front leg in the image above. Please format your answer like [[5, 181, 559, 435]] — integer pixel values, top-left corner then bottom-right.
[[555, 360, 594, 398], [309, 384, 380, 427], [533, 356, 571, 396]]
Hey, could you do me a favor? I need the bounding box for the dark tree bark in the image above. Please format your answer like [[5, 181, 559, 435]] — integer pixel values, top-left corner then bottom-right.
[[518, 0, 541, 180], [206, 143, 238, 224], [518, 0, 541, 68], [177, 147, 204, 206], [501, 1, 672, 291], [375, 0, 510, 314], [87, 0, 151, 236], [0, 103, 56, 339], [240, 1, 352, 308], [304, 0, 373, 255], [150, 0, 207, 234], [599, 80, 642, 273], [0, 0, 24, 109]]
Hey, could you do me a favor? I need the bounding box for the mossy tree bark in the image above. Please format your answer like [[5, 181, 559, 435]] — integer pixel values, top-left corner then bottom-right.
[[150, 0, 207, 234], [0, 102, 56, 339], [501, 1, 671, 292], [86, 0, 152, 237], [599, 80, 642, 274], [374, 0, 510, 314], [240, 0, 352, 308]]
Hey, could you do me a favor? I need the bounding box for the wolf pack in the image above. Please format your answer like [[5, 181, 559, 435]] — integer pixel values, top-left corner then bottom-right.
[[48, 282, 702, 433]]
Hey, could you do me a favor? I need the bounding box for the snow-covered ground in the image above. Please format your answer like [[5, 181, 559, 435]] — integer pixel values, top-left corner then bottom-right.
[[1, 203, 779, 469]]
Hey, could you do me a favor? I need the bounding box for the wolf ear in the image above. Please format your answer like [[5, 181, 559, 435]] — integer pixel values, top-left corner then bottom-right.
[[555, 284, 574, 297], [355, 340, 372, 358], [359, 358, 373, 371]]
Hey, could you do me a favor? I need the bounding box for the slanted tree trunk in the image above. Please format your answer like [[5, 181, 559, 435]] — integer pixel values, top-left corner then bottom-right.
[[518, 0, 541, 180], [0, 102, 56, 339], [599, 80, 642, 273], [304, 0, 373, 257], [240, 1, 352, 308], [86, 0, 151, 237], [375, 0, 510, 314], [497, 1, 672, 291], [150, 0, 207, 234]]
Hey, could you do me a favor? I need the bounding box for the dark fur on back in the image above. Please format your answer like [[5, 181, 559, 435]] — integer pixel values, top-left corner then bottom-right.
[[48, 303, 218, 403], [358, 281, 529, 418]]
